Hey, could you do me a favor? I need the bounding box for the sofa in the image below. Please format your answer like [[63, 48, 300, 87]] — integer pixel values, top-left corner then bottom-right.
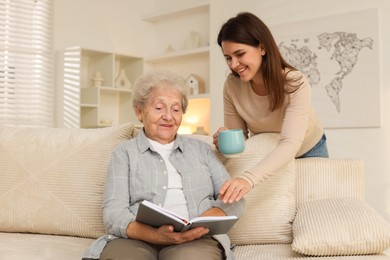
[[0, 123, 389, 260]]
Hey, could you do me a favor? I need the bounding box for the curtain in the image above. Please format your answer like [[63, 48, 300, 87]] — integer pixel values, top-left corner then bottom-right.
[[0, 0, 54, 127]]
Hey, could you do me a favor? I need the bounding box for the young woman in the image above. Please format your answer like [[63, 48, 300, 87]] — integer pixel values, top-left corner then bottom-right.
[[213, 12, 329, 204]]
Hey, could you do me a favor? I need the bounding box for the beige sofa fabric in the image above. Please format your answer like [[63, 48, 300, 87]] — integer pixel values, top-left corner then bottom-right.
[[295, 158, 365, 207], [0, 233, 93, 260], [188, 133, 296, 244], [1, 127, 389, 259], [235, 244, 390, 259], [219, 133, 296, 244], [292, 198, 390, 256], [0, 123, 137, 239]]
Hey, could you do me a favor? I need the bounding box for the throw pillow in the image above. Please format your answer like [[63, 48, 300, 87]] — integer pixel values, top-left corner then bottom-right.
[[0, 123, 138, 239], [292, 197, 390, 256]]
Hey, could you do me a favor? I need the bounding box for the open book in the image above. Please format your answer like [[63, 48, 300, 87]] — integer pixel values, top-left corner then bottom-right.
[[135, 200, 239, 235]]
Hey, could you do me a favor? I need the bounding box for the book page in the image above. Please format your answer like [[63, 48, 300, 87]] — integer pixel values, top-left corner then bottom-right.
[[140, 200, 189, 223], [190, 215, 238, 223]]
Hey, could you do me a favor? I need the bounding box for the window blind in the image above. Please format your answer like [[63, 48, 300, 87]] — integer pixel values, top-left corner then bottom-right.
[[0, 0, 54, 127]]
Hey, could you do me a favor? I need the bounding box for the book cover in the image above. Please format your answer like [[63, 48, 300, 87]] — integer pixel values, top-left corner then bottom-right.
[[135, 200, 239, 235]]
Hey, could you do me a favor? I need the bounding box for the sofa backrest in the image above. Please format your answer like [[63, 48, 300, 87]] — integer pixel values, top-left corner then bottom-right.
[[295, 158, 365, 207], [0, 123, 138, 239]]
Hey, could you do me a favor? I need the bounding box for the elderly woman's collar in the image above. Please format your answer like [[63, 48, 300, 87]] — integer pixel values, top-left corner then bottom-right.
[[136, 128, 184, 154]]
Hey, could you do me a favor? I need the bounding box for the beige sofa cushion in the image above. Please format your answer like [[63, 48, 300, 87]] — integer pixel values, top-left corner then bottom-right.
[[209, 133, 296, 244], [0, 123, 137, 239], [188, 133, 295, 244], [295, 158, 365, 207], [292, 197, 390, 256], [0, 233, 93, 260]]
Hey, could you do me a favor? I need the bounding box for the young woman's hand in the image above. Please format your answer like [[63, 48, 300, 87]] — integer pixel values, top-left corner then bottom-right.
[[212, 127, 228, 151], [218, 178, 251, 203]]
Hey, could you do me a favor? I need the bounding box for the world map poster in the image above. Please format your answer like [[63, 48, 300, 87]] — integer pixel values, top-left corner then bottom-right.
[[272, 8, 380, 128]]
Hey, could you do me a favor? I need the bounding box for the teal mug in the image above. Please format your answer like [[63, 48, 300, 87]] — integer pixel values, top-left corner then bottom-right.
[[218, 129, 245, 157]]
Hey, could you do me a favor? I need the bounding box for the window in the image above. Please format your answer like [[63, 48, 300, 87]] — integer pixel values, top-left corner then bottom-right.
[[0, 0, 54, 127]]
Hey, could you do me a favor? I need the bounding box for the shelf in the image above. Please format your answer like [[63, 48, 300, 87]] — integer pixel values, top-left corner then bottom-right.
[[141, 1, 209, 22], [188, 93, 210, 99], [63, 47, 141, 128], [145, 46, 209, 63], [98, 123, 113, 128], [80, 103, 98, 108], [99, 86, 132, 93]]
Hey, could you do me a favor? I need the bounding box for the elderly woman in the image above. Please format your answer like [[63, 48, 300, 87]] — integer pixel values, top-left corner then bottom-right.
[[82, 70, 245, 260]]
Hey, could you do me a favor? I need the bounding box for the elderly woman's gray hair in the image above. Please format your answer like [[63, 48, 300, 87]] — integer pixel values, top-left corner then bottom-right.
[[132, 70, 188, 113]]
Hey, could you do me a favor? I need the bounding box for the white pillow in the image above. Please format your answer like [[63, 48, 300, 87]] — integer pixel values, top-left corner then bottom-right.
[[0, 123, 137, 239], [292, 197, 390, 256]]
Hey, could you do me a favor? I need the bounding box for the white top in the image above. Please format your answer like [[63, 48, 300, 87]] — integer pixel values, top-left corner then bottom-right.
[[148, 138, 189, 220]]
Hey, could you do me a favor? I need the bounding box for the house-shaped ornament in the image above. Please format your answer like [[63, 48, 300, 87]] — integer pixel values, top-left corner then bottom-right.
[[115, 69, 132, 89], [185, 74, 204, 96]]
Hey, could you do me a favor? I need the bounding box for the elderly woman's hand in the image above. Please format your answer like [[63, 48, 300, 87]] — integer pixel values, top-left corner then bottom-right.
[[218, 178, 251, 203], [154, 225, 209, 245], [126, 221, 209, 245]]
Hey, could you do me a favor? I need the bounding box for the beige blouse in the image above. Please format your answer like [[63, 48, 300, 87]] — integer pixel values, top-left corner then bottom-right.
[[223, 70, 324, 187]]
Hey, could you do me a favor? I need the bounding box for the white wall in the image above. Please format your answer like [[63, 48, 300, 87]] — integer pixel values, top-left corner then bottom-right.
[[54, 0, 155, 53], [210, 0, 390, 221]]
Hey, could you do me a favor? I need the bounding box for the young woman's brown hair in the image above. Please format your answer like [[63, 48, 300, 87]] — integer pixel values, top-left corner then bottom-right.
[[217, 12, 301, 111]]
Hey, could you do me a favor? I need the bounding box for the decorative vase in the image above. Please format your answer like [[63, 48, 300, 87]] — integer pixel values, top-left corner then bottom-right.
[[92, 71, 104, 87], [184, 31, 201, 50], [165, 44, 175, 53], [193, 126, 208, 135]]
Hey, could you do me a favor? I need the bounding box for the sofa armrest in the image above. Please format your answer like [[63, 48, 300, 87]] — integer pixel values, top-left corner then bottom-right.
[[296, 158, 365, 208]]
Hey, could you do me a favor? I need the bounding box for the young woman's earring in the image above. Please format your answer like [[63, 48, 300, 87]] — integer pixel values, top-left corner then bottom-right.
[[259, 47, 266, 56]]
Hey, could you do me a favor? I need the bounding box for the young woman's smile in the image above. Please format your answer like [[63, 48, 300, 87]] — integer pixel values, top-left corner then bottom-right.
[[221, 41, 264, 83]]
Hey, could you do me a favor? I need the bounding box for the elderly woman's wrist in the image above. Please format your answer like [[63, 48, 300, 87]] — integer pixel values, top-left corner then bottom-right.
[[125, 221, 139, 239]]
